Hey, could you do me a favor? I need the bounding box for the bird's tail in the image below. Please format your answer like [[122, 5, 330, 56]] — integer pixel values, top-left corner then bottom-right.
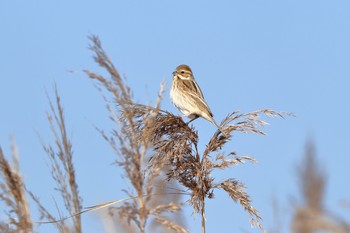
[[209, 117, 228, 136]]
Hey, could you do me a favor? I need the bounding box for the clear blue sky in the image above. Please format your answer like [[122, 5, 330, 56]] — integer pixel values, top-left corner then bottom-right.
[[1, 1, 350, 232]]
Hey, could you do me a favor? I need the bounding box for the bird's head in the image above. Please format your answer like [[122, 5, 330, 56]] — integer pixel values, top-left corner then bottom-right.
[[173, 64, 194, 80]]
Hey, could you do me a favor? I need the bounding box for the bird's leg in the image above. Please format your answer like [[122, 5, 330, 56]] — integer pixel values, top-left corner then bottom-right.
[[186, 115, 199, 124]]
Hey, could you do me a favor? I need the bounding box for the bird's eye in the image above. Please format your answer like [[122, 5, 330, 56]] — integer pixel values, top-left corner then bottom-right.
[[181, 71, 185, 74]]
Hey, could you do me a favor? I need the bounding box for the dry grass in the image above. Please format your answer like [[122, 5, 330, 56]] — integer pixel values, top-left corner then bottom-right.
[[0, 141, 33, 233], [30, 87, 82, 233], [0, 88, 82, 233], [291, 140, 350, 233], [0, 34, 307, 233]]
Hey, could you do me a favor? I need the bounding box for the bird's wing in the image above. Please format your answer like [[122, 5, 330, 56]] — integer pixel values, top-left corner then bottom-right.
[[184, 79, 214, 117]]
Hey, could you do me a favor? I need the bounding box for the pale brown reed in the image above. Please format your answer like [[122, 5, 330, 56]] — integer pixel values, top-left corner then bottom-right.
[[291, 140, 350, 233], [134, 105, 282, 232], [0, 142, 33, 233], [28, 86, 83, 233], [84, 35, 288, 233], [84, 35, 187, 233]]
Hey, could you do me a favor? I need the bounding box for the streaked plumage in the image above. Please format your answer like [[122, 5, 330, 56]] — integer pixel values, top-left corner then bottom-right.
[[170, 64, 221, 129]]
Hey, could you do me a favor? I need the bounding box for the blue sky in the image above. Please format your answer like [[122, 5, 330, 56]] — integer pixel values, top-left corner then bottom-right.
[[1, 0, 350, 232]]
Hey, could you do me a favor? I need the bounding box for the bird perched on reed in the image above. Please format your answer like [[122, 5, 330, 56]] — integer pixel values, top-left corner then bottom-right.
[[170, 64, 221, 130]]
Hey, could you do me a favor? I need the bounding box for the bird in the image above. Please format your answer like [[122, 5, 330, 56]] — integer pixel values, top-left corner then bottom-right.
[[170, 64, 221, 130]]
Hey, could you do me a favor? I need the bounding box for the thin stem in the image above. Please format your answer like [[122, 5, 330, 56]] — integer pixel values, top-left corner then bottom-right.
[[200, 138, 208, 233], [138, 194, 146, 233], [201, 195, 206, 233]]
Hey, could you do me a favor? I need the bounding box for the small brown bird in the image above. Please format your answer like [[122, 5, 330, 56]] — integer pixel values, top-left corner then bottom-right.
[[170, 64, 221, 129]]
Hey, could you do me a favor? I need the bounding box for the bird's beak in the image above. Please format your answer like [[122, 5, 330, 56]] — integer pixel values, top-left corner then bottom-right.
[[172, 71, 177, 75]]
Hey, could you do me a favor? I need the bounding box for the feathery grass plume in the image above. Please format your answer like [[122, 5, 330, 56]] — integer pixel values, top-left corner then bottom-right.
[[291, 140, 350, 233], [100, 176, 187, 233], [84, 35, 187, 233], [31, 86, 82, 233], [0, 141, 33, 233], [140, 108, 287, 232], [147, 177, 187, 233]]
